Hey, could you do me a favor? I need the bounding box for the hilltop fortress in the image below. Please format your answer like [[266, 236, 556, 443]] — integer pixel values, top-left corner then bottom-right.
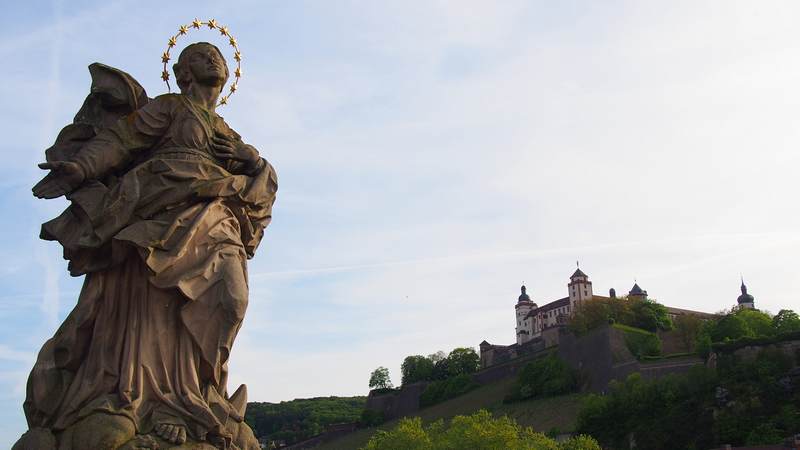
[[479, 267, 741, 368], [365, 266, 776, 426]]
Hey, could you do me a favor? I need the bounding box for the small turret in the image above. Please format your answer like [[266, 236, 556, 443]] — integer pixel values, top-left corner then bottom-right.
[[628, 282, 647, 300]]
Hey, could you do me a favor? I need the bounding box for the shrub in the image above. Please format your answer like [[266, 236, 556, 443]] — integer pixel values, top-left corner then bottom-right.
[[246, 396, 366, 444], [362, 416, 432, 450], [361, 410, 600, 450], [560, 435, 602, 450], [696, 333, 712, 358], [711, 330, 800, 353], [568, 296, 673, 335], [359, 409, 385, 427], [614, 324, 661, 358], [576, 347, 800, 449], [505, 354, 579, 403], [745, 423, 784, 445], [675, 313, 703, 352], [419, 374, 479, 407]]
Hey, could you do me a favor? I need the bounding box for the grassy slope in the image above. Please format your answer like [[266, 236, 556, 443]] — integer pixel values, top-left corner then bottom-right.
[[315, 377, 586, 450]]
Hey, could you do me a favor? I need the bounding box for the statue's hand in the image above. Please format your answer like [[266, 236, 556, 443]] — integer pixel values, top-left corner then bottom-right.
[[32, 161, 86, 199], [211, 132, 259, 166]]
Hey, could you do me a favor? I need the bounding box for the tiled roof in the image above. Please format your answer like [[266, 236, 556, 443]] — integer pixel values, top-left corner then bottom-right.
[[665, 306, 718, 319], [629, 283, 645, 295], [524, 297, 570, 318], [571, 268, 587, 279]]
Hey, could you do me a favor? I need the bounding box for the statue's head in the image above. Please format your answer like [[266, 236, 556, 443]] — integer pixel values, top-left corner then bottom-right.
[[172, 42, 229, 93]]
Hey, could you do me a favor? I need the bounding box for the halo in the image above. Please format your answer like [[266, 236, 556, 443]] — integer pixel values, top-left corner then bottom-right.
[[161, 18, 242, 107]]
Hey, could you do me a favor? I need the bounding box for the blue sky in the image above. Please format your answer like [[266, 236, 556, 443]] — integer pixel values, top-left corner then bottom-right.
[[3, 0, 800, 444]]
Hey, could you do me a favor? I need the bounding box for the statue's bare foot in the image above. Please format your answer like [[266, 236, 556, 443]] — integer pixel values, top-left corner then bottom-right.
[[154, 424, 187, 445], [120, 434, 159, 450]]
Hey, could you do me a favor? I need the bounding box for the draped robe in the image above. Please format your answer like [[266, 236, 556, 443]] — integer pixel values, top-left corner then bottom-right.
[[23, 93, 277, 446]]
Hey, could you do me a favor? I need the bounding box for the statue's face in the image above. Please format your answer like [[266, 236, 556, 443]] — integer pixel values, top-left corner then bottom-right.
[[186, 44, 227, 87]]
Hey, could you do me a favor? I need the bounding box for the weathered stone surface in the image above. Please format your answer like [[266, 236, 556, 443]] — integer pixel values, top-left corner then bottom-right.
[[11, 428, 56, 450], [66, 414, 136, 450], [16, 40, 276, 450]]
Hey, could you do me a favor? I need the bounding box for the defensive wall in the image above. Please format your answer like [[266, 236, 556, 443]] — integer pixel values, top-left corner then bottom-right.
[[367, 325, 706, 420]]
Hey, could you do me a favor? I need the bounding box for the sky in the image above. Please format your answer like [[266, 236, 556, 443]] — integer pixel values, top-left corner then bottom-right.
[[2, 0, 800, 444]]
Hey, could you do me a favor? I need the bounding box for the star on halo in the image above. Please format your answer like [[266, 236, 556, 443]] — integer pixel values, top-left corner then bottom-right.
[[161, 19, 243, 106]]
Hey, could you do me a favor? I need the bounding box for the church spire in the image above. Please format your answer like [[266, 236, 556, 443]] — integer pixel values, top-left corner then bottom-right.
[[737, 277, 755, 309]]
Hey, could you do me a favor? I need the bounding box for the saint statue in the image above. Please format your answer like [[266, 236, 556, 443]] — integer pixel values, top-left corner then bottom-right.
[[14, 28, 277, 450]]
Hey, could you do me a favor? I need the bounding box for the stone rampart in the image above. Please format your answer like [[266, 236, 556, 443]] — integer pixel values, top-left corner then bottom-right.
[[364, 381, 429, 421]]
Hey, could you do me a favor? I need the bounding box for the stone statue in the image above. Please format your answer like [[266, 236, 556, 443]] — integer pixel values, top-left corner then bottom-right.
[[14, 29, 278, 450]]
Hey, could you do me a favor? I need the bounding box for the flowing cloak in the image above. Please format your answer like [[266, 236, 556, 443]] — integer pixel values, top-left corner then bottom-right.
[[23, 90, 277, 445]]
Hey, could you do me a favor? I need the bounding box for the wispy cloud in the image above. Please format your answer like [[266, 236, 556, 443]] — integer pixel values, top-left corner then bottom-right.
[[4, 1, 800, 446]]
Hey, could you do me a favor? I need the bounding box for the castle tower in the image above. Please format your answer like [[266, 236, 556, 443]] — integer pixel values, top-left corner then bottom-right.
[[628, 282, 648, 301], [568, 265, 593, 311], [515, 285, 537, 345], [737, 279, 755, 309]]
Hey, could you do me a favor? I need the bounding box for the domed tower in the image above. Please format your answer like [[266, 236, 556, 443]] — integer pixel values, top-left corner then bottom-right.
[[515, 285, 537, 345], [568, 265, 593, 311], [737, 279, 755, 309]]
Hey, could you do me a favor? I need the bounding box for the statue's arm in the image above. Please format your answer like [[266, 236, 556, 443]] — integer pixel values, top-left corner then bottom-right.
[[71, 95, 176, 180]]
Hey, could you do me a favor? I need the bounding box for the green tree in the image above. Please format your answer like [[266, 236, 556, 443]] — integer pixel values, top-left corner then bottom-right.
[[560, 435, 603, 450], [361, 410, 600, 450], [710, 314, 749, 342], [362, 416, 432, 450], [445, 347, 480, 377], [696, 333, 712, 358], [568, 296, 673, 334], [369, 367, 393, 390], [735, 308, 774, 337], [419, 374, 479, 407], [401, 355, 435, 385], [745, 423, 784, 445], [576, 348, 800, 449], [246, 396, 366, 444], [506, 354, 578, 402], [629, 298, 673, 332], [568, 298, 614, 334], [772, 309, 800, 334], [675, 314, 703, 352], [428, 351, 447, 363]]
